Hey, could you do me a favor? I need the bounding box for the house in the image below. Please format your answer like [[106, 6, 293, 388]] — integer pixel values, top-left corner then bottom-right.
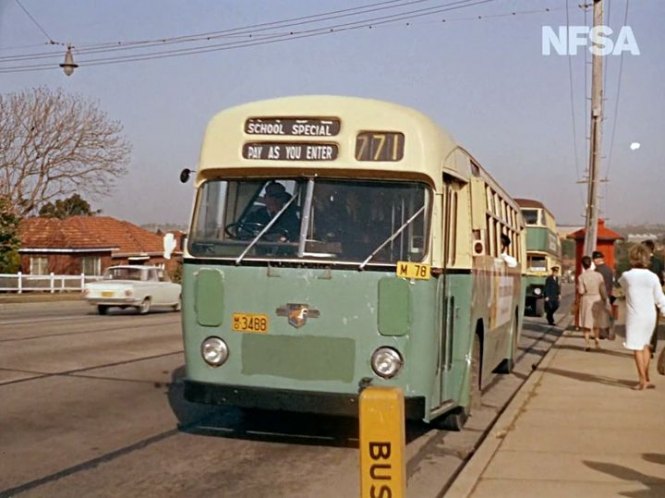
[[18, 216, 183, 276]]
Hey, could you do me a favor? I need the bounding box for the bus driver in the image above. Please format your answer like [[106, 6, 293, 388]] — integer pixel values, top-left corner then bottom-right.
[[245, 182, 300, 241]]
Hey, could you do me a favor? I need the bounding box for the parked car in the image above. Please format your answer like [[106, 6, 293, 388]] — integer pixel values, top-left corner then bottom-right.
[[83, 265, 181, 315]]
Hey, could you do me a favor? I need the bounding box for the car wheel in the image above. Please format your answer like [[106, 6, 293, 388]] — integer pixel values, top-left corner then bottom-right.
[[173, 296, 182, 312], [138, 298, 151, 315], [97, 305, 109, 315]]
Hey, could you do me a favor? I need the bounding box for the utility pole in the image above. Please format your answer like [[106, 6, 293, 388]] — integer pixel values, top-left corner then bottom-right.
[[583, 0, 604, 257]]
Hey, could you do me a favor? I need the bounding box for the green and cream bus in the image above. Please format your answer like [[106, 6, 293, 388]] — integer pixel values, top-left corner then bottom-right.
[[515, 199, 561, 316], [181, 96, 525, 429]]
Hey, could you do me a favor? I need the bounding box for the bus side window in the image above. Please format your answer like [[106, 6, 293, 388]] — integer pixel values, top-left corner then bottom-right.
[[445, 186, 458, 265]]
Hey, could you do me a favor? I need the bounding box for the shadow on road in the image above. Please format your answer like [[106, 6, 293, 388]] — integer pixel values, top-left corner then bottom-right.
[[542, 366, 635, 389], [166, 365, 430, 448], [583, 459, 665, 497], [554, 343, 633, 358]]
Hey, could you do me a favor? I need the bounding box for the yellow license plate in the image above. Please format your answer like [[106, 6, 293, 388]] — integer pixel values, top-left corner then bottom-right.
[[396, 261, 431, 280], [232, 313, 269, 333], [101, 291, 115, 298]]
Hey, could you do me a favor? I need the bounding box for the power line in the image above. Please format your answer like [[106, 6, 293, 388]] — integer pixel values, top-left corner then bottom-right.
[[71, 0, 500, 66], [604, 0, 629, 182], [0, 0, 573, 74], [565, 0, 585, 209], [1, 0, 426, 59], [601, 0, 629, 222], [14, 0, 56, 44], [0, 0, 470, 63]]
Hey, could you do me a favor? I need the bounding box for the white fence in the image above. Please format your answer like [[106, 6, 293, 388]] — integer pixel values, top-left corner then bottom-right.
[[0, 273, 103, 293]]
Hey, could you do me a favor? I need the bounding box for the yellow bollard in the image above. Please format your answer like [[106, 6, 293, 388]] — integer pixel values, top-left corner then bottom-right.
[[359, 386, 406, 498]]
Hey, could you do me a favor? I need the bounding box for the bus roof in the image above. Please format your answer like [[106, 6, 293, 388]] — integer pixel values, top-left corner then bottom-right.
[[515, 198, 556, 220], [196, 95, 470, 187]]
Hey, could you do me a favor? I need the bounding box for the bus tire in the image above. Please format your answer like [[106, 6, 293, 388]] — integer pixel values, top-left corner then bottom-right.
[[496, 315, 519, 374], [97, 305, 109, 315], [437, 334, 481, 431]]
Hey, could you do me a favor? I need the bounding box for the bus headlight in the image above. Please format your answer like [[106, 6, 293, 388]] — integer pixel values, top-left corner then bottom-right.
[[533, 288, 542, 296], [201, 337, 229, 367], [371, 347, 403, 379]]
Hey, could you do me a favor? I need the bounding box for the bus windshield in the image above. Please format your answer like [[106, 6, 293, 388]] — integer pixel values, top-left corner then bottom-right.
[[189, 178, 430, 265]]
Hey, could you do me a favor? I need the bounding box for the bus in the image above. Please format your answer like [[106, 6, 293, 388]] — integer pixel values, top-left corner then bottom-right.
[[515, 199, 561, 316], [181, 96, 525, 429]]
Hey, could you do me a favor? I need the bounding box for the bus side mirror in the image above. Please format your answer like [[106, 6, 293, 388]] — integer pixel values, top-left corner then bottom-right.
[[180, 168, 194, 183]]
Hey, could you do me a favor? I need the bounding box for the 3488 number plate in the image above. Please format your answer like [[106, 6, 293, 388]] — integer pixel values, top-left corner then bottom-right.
[[232, 313, 269, 333]]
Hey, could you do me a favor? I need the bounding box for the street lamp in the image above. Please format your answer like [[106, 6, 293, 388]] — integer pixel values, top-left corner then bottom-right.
[[59, 45, 78, 76]]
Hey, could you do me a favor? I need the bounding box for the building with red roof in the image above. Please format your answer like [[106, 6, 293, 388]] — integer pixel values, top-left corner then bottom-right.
[[18, 216, 182, 275], [567, 218, 624, 273]]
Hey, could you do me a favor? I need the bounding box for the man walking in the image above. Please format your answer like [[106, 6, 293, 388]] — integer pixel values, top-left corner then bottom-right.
[[544, 266, 561, 326], [593, 251, 615, 339]]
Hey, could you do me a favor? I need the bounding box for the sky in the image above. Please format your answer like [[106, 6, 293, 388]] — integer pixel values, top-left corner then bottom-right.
[[1, 0, 663, 228]]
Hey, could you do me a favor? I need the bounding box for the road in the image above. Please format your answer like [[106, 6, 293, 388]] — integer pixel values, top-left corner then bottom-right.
[[0, 288, 573, 498]]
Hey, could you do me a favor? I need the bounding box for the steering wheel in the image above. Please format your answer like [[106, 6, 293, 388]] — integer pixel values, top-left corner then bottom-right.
[[225, 221, 266, 239], [262, 227, 291, 242]]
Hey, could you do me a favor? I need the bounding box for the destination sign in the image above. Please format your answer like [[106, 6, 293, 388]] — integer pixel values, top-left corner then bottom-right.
[[242, 142, 338, 161], [356, 131, 405, 162], [245, 117, 341, 137]]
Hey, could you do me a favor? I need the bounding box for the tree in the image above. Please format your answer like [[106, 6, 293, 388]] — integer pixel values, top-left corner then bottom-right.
[[0, 87, 131, 217], [561, 239, 575, 260], [0, 197, 20, 273], [39, 194, 99, 219]]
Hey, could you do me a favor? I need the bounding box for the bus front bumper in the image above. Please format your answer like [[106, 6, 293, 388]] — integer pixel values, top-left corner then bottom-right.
[[184, 379, 426, 419]]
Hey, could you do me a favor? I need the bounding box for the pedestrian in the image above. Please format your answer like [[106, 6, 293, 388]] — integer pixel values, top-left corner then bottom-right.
[[577, 255, 608, 351], [499, 233, 517, 268], [592, 250, 616, 340], [618, 244, 665, 390], [642, 240, 665, 357], [543, 266, 561, 326]]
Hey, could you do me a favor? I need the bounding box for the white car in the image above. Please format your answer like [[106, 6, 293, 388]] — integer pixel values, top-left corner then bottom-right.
[[83, 265, 181, 315]]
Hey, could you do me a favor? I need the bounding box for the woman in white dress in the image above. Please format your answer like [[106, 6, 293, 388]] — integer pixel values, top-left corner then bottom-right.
[[619, 244, 665, 390], [578, 255, 608, 351]]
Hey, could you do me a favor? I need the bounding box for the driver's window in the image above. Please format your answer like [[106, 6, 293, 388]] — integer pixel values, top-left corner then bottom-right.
[[224, 179, 301, 241]]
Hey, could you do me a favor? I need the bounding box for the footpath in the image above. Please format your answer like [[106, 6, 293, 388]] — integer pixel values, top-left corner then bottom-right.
[[446, 306, 665, 498]]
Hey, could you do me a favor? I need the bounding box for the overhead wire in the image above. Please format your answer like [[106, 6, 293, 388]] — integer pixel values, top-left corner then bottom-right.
[[0, 0, 474, 63], [0, 0, 576, 74], [600, 0, 611, 219], [581, 1, 590, 220], [1, 0, 493, 67], [0, 0, 429, 60], [13, 0, 56, 44], [68, 0, 500, 66], [565, 0, 584, 208], [603, 0, 629, 218]]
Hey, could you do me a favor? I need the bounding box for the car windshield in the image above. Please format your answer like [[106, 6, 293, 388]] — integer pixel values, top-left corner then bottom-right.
[[104, 267, 144, 281], [189, 178, 430, 266]]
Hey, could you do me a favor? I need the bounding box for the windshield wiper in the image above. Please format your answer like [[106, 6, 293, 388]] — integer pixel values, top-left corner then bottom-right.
[[235, 193, 299, 265], [358, 206, 425, 271]]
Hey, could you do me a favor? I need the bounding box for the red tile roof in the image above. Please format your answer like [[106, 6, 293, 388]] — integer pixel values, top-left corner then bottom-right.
[[19, 216, 164, 254], [567, 218, 624, 241]]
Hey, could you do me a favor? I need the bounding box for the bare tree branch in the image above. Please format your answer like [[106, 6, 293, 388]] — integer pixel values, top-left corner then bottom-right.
[[0, 87, 131, 216]]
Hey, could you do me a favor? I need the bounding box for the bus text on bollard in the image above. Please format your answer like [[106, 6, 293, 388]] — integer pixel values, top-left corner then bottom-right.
[[359, 386, 406, 498]]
